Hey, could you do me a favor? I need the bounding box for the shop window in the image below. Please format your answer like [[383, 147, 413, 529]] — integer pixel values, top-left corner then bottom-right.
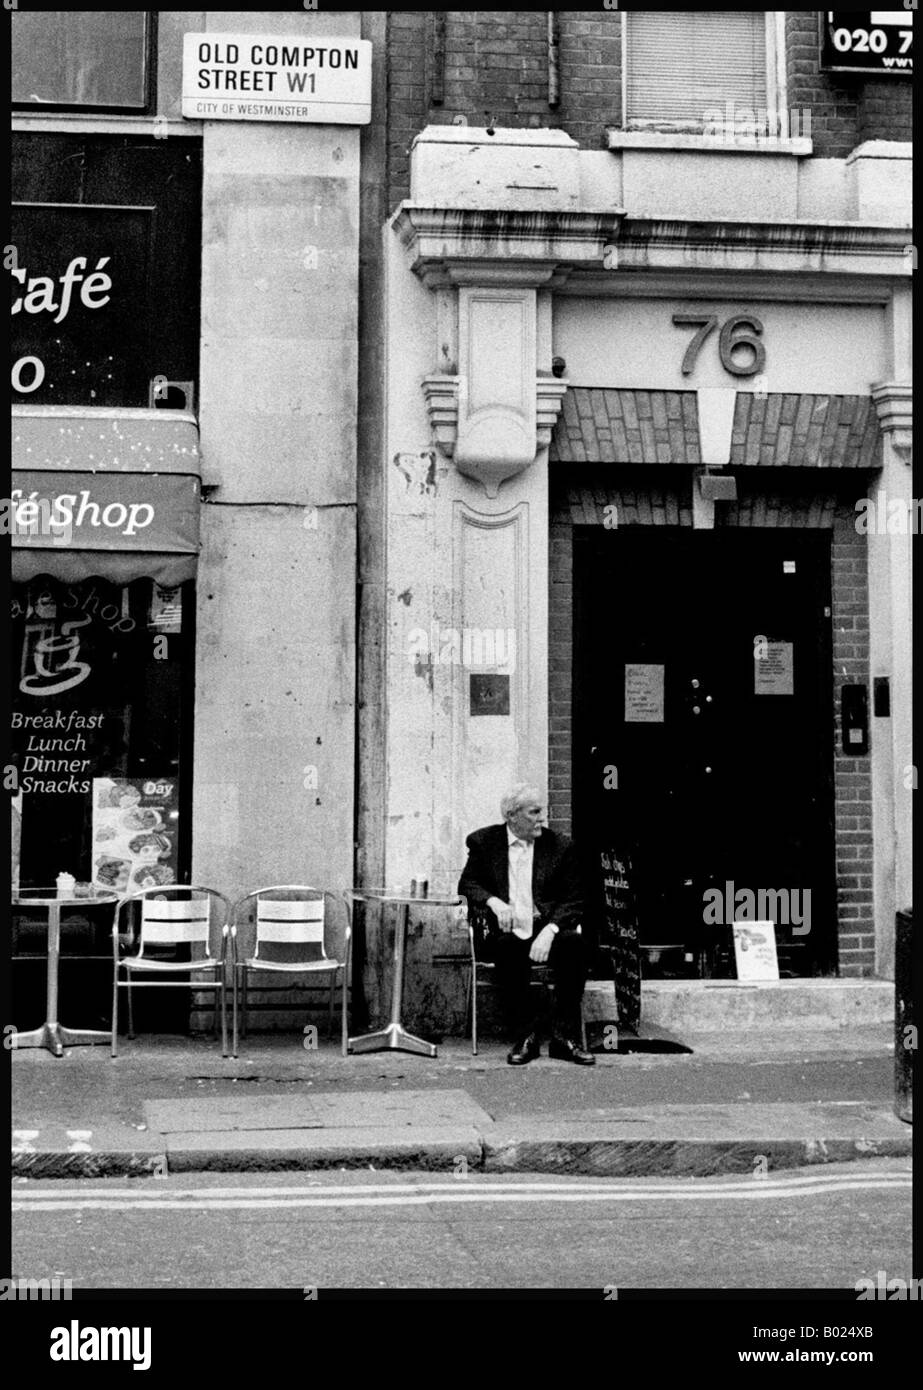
[[10, 577, 192, 893], [11, 12, 152, 113], [623, 11, 769, 131]]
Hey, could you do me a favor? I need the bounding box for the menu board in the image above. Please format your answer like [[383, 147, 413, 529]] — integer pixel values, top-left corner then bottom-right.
[[91, 777, 179, 893], [599, 847, 641, 1034], [732, 920, 780, 982]]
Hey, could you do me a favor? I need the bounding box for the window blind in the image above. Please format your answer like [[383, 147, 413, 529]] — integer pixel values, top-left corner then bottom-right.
[[626, 11, 767, 127]]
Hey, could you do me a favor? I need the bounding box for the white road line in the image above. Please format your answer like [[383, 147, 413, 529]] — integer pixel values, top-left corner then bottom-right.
[[11, 1170, 910, 1200], [12, 1180, 910, 1213]]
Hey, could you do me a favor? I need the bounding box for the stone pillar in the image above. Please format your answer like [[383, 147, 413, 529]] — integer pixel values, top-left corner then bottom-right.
[[868, 376, 912, 979], [380, 272, 559, 1030], [192, 11, 360, 933]]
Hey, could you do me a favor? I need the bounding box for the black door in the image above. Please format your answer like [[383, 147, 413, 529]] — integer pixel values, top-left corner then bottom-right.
[[574, 527, 836, 977]]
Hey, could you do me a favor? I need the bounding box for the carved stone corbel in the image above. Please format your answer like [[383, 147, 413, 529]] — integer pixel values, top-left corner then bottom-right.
[[871, 382, 913, 463], [421, 374, 460, 457], [422, 371, 567, 497]]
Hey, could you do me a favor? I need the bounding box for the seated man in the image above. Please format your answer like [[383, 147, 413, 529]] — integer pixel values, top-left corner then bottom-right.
[[458, 783, 594, 1066]]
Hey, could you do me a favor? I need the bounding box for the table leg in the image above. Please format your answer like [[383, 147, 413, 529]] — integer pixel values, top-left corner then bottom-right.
[[348, 904, 438, 1057], [11, 902, 113, 1057]]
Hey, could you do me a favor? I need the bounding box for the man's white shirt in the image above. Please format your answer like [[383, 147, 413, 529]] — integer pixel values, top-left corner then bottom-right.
[[507, 828, 536, 939]]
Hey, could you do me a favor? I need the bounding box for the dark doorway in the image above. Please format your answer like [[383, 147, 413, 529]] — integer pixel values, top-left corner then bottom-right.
[[574, 526, 837, 978]]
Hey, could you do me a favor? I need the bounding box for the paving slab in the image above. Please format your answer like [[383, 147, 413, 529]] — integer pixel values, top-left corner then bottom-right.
[[144, 1088, 493, 1134], [486, 1101, 907, 1139]]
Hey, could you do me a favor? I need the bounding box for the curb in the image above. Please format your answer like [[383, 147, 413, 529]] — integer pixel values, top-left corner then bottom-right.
[[12, 1150, 167, 1180], [482, 1133, 912, 1177], [12, 1129, 911, 1180]]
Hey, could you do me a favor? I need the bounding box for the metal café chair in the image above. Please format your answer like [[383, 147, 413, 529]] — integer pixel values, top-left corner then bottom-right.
[[111, 886, 232, 1057], [463, 902, 587, 1055], [230, 886, 350, 1059]]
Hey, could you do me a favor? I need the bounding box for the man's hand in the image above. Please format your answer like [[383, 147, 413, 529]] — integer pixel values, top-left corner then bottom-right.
[[487, 896, 514, 931], [529, 924, 557, 963]]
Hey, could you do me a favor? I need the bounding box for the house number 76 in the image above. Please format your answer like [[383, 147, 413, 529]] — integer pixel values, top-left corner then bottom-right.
[[672, 312, 766, 377]]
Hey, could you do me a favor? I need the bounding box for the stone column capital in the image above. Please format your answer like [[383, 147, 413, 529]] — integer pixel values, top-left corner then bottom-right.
[[871, 382, 913, 462]]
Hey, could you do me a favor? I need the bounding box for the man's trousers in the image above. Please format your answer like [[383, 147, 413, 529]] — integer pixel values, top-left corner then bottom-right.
[[479, 927, 588, 1041]]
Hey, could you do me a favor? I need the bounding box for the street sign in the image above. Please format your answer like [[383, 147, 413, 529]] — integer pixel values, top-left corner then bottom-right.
[[819, 11, 913, 75], [182, 34, 372, 123]]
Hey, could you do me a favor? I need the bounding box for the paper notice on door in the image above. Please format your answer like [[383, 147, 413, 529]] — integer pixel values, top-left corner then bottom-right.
[[754, 641, 794, 696], [732, 920, 780, 982], [624, 664, 665, 722]]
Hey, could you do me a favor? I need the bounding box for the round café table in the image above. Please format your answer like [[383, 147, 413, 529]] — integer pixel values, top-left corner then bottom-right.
[[347, 890, 462, 1057], [10, 887, 121, 1057]]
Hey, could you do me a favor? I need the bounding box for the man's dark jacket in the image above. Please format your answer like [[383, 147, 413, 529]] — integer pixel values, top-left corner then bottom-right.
[[458, 824, 583, 936]]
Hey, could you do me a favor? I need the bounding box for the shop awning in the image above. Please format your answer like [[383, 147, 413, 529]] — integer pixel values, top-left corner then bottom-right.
[[10, 408, 201, 585]]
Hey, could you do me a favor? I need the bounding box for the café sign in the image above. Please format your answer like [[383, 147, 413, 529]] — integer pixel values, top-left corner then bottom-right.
[[7, 472, 198, 553], [10, 204, 153, 407], [182, 34, 372, 124]]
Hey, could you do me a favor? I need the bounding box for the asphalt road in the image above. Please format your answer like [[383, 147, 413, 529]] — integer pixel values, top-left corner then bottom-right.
[[12, 1159, 911, 1293]]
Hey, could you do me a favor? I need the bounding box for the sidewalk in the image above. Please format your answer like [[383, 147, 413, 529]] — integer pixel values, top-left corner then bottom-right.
[[11, 1025, 910, 1178]]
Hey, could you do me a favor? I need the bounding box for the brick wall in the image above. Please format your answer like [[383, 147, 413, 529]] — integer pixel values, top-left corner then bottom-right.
[[387, 11, 912, 208], [387, 9, 624, 207], [856, 78, 914, 146], [547, 475, 875, 976], [829, 499, 875, 977]]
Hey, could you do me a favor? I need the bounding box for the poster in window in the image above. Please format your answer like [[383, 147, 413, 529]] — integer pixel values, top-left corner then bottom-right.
[[732, 920, 780, 982], [92, 777, 179, 893]]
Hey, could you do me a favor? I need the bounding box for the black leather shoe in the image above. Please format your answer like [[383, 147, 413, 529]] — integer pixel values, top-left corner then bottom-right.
[[507, 1033, 541, 1065], [548, 1035, 596, 1066]]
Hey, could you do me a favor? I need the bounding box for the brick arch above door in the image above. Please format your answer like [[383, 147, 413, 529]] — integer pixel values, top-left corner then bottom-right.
[[550, 389, 883, 469]]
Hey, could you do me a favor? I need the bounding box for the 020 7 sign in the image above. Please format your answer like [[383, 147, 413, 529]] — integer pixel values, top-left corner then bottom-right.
[[820, 12, 913, 75]]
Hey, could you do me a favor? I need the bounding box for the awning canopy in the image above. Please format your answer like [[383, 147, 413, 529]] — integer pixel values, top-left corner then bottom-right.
[[10, 408, 201, 585]]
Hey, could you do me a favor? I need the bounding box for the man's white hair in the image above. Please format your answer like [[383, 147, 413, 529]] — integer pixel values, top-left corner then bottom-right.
[[500, 783, 544, 821]]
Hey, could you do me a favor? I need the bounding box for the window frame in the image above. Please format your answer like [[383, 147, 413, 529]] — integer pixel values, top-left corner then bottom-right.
[[620, 10, 788, 139], [11, 11, 156, 117]]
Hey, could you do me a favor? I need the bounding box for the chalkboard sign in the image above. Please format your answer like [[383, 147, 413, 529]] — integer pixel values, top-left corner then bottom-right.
[[600, 847, 641, 1035]]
